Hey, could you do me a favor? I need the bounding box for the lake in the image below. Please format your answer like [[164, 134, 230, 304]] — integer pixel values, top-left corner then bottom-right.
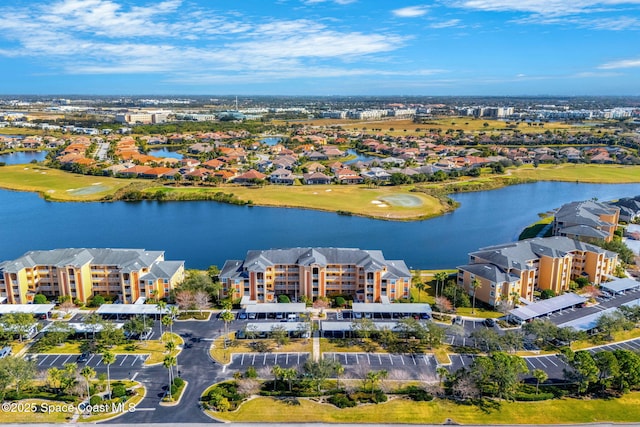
[[148, 147, 184, 159], [0, 151, 47, 164], [0, 180, 637, 270]]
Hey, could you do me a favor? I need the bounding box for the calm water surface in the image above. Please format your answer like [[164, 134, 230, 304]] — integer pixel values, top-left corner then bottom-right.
[[0, 181, 638, 269], [0, 151, 47, 164]]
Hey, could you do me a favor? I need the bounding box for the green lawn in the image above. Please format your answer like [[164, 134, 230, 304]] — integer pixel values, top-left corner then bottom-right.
[[215, 393, 640, 424], [145, 184, 449, 221], [0, 399, 72, 423], [512, 163, 640, 183], [518, 216, 554, 240], [0, 165, 137, 201]]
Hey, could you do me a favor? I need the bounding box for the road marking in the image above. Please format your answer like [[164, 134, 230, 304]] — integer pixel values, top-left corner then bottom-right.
[[423, 355, 429, 366], [38, 355, 49, 366], [450, 336, 455, 345], [95, 357, 103, 366], [401, 355, 405, 366], [286, 353, 290, 364], [526, 359, 536, 370], [274, 354, 278, 364], [355, 354, 359, 363], [412, 354, 417, 365], [378, 354, 382, 364], [87, 354, 95, 365], [240, 354, 245, 365], [536, 358, 547, 368], [132, 356, 140, 366], [343, 354, 348, 364], [263, 354, 267, 365], [462, 337, 466, 347], [62, 355, 72, 364], [388, 354, 393, 365], [252, 354, 256, 364], [367, 353, 370, 364], [459, 355, 465, 366], [131, 372, 138, 381], [545, 356, 558, 367], [50, 355, 61, 366]]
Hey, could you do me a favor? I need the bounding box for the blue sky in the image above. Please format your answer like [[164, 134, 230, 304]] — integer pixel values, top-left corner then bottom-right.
[[0, 0, 638, 95]]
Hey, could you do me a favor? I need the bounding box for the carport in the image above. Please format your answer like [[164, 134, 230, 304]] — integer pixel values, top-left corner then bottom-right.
[[320, 321, 401, 338], [601, 278, 640, 295], [557, 307, 617, 332], [95, 303, 173, 319], [351, 303, 431, 319], [0, 304, 55, 319], [509, 293, 587, 323], [244, 303, 308, 318], [241, 321, 309, 338]]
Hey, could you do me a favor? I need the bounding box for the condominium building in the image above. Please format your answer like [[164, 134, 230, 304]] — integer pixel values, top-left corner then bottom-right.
[[220, 247, 411, 303], [0, 249, 185, 304], [553, 200, 620, 243], [457, 237, 618, 307]]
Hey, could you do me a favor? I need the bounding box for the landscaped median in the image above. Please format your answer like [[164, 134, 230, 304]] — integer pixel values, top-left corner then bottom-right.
[[211, 393, 640, 424]]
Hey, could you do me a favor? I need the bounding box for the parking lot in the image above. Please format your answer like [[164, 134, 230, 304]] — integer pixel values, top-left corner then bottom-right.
[[33, 353, 147, 370], [226, 352, 309, 371], [586, 337, 640, 354]]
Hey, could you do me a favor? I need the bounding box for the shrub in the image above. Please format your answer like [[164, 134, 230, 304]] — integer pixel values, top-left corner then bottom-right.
[[514, 391, 554, 401], [173, 377, 184, 387], [89, 395, 102, 406], [170, 385, 178, 396], [111, 385, 127, 398], [399, 385, 434, 401], [328, 393, 357, 408]]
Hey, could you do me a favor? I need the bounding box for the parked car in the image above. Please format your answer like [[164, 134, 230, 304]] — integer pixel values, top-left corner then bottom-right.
[[238, 312, 247, 320], [248, 312, 257, 320], [76, 352, 90, 363], [453, 316, 463, 326], [483, 318, 496, 327]]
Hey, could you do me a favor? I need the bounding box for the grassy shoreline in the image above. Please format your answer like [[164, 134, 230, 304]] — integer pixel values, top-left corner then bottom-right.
[[0, 163, 639, 221]]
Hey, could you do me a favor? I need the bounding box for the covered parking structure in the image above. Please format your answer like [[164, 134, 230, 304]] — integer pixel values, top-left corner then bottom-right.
[[351, 303, 431, 319], [238, 321, 310, 339], [320, 321, 401, 338], [0, 304, 55, 319], [95, 303, 173, 320], [509, 293, 587, 324], [244, 303, 308, 319], [557, 307, 617, 333], [600, 278, 640, 296]]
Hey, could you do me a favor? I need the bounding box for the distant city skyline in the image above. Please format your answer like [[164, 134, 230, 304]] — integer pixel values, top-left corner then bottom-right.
[[0, 0, 638, 96]]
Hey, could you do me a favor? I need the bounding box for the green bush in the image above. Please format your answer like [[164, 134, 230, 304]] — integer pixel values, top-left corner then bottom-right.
[[514, 391, 554, 401], [170, 385, 178, 396], [399, 385, 434, 401], [328, 393, 357, 408], [89, 395, 102, 405], [173, 377, 184, 387], [350, 390, 387, 404], [111, 385, 127, 398]]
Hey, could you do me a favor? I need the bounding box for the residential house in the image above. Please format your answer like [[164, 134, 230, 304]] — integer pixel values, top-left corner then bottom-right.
[[303, 172, 331, 185], [334, 168, 364, 184], [270, 169, 298, 185], [233, 169, 266, 184], [553, 200, 620, 242]]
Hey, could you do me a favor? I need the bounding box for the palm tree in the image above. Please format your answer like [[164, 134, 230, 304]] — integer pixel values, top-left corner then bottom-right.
[[161, 315, 173, 340], [470, 278, 482, 314], [414, 281, 425, 302], [80, 366, 96, 399], [271, 365, 282, 391], [102, 351, 115, 399], [436, 366, 449, 386], [533, 369, 548, 394], [220, 310, 235, 349], [435, 272, 448, 299], [281, 367, 297, 392], [165, 339, 177, 377], [334, 363, 345, 390], [163, 354, 177, 400], [156, 301, 167, 340]]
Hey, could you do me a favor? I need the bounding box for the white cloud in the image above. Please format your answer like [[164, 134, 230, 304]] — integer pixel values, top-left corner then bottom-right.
[[303, 0, 357, 4], [430, 19, 462, 28], [0, 0, 410, 83], [598, 57, 640, 69], [392, 6, 430, 18], [452, 0, 640, 16]]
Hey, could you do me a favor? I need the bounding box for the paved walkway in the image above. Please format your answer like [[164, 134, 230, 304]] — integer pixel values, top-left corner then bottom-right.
[[312, 330, 320, 361]]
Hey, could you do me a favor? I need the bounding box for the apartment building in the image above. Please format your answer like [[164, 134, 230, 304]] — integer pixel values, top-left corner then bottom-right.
[[457, 237, 618, 307], [220, 247, 411, 303], [0, 249, 184, 304], [553, 200, 620, 242]]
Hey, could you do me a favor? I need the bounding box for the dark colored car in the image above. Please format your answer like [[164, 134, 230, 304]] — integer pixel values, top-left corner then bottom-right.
[[483, 318, 496, 327], [76, 352, 90, 363]]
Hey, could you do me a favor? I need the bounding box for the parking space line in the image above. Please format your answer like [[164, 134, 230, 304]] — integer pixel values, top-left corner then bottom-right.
[[401, 355, 405, 366], [62, 355, 72, 364], [87, 354, 95, 365], [449, 336, 455, 345], [263, 354, 267, 365], [297, 353, 300, 364], [286, 353, 290, 364], [131, 356, 138, 366], [94, 357, 103, 366], [50, 355, 61, 366], [544, 356, 558, 367], [38, 355, 49, 366], [536, 358, 547, 368], [274, 354, 278, 365], [120, 355, 128, 366], [412, 354, 417, 365], [241, 354, 245, 365], [388, 354, 393, 365], [459, 355, 465, 366], [526, 359, 536, 370], [355, 354, 359, 363], [378, 354, 382, 364], [367, 353, 370, 364], [343, 354, 348, 364], [423, 355, 429, 366]]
